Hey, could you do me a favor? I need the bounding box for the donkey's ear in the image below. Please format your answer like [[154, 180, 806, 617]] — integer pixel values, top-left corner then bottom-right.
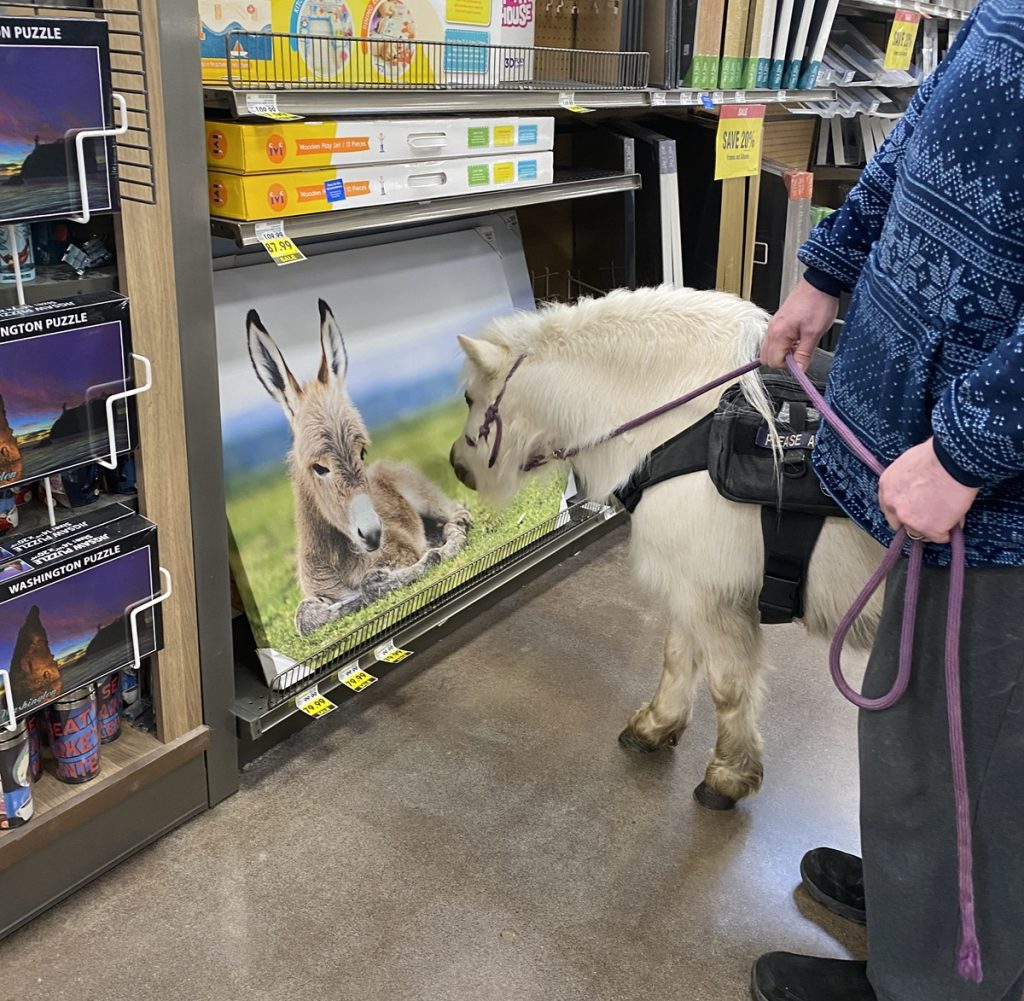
[[458, 335, 511, 379], [247, 309, 303, 420], [317, 299, 348, 385]]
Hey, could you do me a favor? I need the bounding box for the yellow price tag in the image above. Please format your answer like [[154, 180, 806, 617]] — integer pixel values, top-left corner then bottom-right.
[[339, 667, 378, 691], [255, 222, 307, 266], [296, 687, 337, 718], [884, 11, 922, 71], [374, 640, 413, 665], [714, 104, 766, 181], [559, 92, 594, 113]]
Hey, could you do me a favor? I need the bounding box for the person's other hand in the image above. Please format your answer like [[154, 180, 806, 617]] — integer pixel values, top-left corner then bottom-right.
[[760, 278, 839, 369], [878, 438, 979, 543]]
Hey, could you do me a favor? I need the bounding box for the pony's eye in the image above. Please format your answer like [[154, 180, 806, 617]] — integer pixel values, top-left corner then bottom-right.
[[360, 447, 367, 461], [312, 463, 330, 477], [464, 391, 473, 407]]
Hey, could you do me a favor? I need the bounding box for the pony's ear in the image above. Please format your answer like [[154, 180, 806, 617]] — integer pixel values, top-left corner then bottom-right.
[[317, 299, 348, 385], [247, 309, 303, 421], [458, 335, 511, 380]]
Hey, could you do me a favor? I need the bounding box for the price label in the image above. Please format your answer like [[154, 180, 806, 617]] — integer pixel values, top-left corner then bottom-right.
[[679, 91, 696, 105], [339, 667, 378, 692], [254, 222, 306, 266], [558, 92, 594, 113], [776, 89, 788, 103], [714, 104, 766, 181], [244, 92, 304, 121], [651, 90, 667, 106], [374, 640, 413, 665], [699, 92, 715, 109], [735, 90, 746, 103], [884, 10, 922, 71], [296, 686, 337, 718]]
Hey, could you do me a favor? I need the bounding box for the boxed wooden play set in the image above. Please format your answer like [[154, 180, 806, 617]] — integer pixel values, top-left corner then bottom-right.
[[205, 117, 556, 173], [208, 150, 553, 219]]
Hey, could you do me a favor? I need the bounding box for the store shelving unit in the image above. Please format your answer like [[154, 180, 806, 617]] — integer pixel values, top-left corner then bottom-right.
[[0, 0, 237, 939], [840, 0, 970, 18]]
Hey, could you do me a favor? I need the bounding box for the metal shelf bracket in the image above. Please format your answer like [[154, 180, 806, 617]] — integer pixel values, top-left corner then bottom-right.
[[98, 353, 153, 471], [70, 93, 129, 225], [128, 568, 173, 673]]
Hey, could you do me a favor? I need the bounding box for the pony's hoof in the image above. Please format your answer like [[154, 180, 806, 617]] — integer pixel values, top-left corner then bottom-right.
[[618, 727, 660, 754], [693, 781, 737, 811]]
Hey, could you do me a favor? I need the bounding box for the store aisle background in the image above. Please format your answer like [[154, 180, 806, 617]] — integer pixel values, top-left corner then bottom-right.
[[0, 528, 865, 1001]]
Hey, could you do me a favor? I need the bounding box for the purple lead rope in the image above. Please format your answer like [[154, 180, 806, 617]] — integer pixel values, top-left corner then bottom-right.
[[785, 356, 982, 984]]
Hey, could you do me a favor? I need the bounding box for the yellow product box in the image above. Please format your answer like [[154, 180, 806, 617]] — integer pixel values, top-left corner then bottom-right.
[[208, 151, 554, 220], [205, 117, 555, 173], [199, 2, 274, 84], [200, 0, 536, 86]]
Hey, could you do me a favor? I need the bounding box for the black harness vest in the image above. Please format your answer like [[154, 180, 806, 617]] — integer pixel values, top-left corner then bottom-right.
[[613, 351, 846, 625]]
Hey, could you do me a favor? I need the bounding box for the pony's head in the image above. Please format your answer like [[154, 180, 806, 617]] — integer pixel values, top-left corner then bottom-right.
[[450, 332, 547, 504], [247, 299, 383, 554]]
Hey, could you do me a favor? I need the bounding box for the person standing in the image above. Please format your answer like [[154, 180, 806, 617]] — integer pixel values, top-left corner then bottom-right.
[[756, 1, 1024, 999]]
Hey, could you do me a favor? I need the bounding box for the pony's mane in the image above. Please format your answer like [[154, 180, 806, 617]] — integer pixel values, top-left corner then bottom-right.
[[482, 286, 767, 370]]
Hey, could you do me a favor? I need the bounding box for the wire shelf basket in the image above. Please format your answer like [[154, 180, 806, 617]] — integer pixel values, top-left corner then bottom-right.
[[266, 501, 606, 706], [224, 30, 649, 91], [2, 1, 156, 205]]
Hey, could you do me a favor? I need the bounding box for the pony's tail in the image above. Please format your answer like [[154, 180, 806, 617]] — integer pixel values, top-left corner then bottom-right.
[[735, 313, 783, 463]]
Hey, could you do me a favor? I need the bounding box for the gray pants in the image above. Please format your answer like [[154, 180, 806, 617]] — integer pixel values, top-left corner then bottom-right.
[[861, 560, 1024, 1001]]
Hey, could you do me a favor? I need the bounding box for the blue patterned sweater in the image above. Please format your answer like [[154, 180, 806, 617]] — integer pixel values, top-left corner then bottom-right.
[[801, 0, 1024, 566]]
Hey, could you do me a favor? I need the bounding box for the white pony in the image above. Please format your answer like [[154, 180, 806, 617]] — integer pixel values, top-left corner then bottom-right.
[[451, 286, 883, 809]]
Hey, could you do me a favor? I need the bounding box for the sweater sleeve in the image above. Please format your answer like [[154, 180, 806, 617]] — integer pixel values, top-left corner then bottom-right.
[[797, 10, 981, 293], [932, 318, 1024, 488]]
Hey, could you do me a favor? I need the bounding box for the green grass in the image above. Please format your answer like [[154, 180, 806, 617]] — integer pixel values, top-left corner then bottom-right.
[[227, 399, 566, 663]]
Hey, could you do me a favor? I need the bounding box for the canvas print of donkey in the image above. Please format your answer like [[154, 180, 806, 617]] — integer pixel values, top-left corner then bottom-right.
[[247, 300, 474, 637], [214, 230, 566, 679]]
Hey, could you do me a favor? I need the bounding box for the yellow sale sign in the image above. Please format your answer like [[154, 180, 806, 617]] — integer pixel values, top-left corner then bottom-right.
[[885, 11, 922, 71], [715, 105, 766, 181]]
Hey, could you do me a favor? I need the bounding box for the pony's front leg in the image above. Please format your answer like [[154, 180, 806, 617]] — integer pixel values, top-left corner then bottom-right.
[[695, 614, 765, 811], [619, 620, 702, 754]]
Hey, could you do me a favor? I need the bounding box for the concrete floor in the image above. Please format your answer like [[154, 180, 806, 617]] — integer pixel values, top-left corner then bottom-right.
[[0, 528, 867, 1001]]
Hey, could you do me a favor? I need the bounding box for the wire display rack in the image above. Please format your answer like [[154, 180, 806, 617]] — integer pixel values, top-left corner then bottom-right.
[[265, 502, 608, 708], [223, 30, 649, 91], [2, 1, 156, 205]]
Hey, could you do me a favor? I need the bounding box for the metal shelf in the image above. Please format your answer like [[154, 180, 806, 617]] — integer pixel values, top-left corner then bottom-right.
[[211, 169, 641, 246], [233, 502, 619, 740], [840, 0, 971, 17], [204, 86, 836, 118], [0, 264, 118, 309]]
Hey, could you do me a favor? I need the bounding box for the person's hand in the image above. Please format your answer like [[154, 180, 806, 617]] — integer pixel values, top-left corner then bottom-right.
[[878, 438, 979, 543], [760, 278, 839, 370]]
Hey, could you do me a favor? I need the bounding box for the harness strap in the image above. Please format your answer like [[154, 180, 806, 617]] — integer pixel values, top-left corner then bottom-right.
[[758, 508, 827, 624], [614, 412, 715, 514]]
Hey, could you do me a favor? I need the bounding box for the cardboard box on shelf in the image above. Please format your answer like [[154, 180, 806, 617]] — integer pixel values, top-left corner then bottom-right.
[[0, 503, 162, 727], [205, 117, 556, 173], [199, 0, 536, 86], [208, 150, 554, 220]]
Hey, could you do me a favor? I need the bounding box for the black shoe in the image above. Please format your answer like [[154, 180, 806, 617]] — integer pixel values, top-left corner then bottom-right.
[[800, 847, 867, 925], [751, 953, 875, 1001]]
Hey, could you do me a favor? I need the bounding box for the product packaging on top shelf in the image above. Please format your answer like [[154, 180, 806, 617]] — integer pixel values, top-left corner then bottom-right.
[[209, 150, 553, 220], [0, 17, 118, 224], [0, 293, 137, 492], [0, 503, 161, 728], [205, 117, 555, 173], [198, 0, 536, 86]]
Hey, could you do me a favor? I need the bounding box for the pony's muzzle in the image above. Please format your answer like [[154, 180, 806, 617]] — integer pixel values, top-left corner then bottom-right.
[[350, 493, 383, 552]]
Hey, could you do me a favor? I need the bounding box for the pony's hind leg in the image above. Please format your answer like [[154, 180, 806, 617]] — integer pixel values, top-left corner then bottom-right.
[[619, 619, 702, 754], [695, 610, 765, 811]]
